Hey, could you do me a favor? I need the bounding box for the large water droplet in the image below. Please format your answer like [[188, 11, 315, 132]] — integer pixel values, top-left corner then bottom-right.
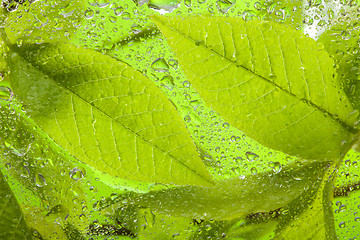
[[84, 9, 94, 19], [69, 167, 85, 181], [35, 173, 46, 187], [216, 0, 235, 13], [160, 75, 175, 90], [151, 58, 169, 72], [245, 152, 259, 161]]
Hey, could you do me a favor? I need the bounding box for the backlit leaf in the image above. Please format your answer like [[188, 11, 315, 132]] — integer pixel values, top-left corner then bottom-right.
[[6, 43, 213, 186], [4, 0, 86, 45], [0, 170, 33, 240], [275, 163, 337, 239], [122, 160, 329, 220], [151, 15, 358, 161]]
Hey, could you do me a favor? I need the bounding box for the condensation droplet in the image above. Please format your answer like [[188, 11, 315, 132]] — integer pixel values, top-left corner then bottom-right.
[[69, 167, 85, 181], [84, 9, 94, 19], [35, 173, 46, 187], [114, 7, 124, 16], [5, 162, 11, 169], [250, 167, 257, 175], [245, 152, 259, 161], [273, 162, 282, 173], [160, 75, 175, 90], [151, 58, 169, 72], [339, 221, 346, 228], [35, 36, 43, 44], [216, 0, 235, 13]]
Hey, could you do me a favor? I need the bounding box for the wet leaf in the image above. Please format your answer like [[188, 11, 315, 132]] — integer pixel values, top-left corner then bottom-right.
[[6, 43, 213, 186], [123, 160, 329, 220], [0, 170, 33, 240], [317, 15, 360, 112], [275, 163, 337, 239], [151, 15, 358, 161], [4, 0, 86, 45]]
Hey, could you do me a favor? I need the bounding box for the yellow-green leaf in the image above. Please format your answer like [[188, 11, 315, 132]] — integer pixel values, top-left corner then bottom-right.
[[6, 43, 213, 186], [151, 15, 358, 161], [125, 160, 329, 220]]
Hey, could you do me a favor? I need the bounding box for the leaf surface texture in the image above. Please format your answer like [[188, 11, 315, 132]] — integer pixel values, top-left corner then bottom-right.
[[7, 43, 213, 186], [152, 15, 358, 161]]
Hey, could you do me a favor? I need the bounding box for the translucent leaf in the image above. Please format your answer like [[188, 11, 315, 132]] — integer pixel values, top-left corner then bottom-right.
[[122, 160, 329, 220], [6, 43, 213, 186], [0, 171, 33, 239], [4, 0, 86, 45], [275, 163, 337, 239], [317, 15, 360, 112], [151, 15, 358, 161]]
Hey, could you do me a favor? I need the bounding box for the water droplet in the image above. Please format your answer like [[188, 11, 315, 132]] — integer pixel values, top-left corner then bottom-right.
[[35, 36, 43, 44], [0, 86, 13, 100], [245, 152, 259, 161], [114, 6, 124, 16], [108, 16, 117, 23], [168, 59, 178, 70], [273, 162, 282, 173], [355, 217, 360, 222], [184, 115, 191, 122], [250, 167, 257, 175], [222, 122, 230, 129], [5, 162, 11, 169], [69, 167, 85, 181], [184, 0, 191, 7], [35, 173, 46, 187], [4, 140, 32, 156], [148, 0, 180, 13], [20, 166, 30, 178], [122, 12, 131, 20], [160, 75, 175, 90], [151, 58, 169, 72], [84, 9, 94, 19], [339, 221, 346, 228], [216, 0, 235, 13], [341, 30, 351, 40]]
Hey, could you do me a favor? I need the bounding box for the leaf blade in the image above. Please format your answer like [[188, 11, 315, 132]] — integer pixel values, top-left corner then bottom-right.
[[125, 160, 329, 221], [151, 15, 357, 161], [7, 43, 213, 186]]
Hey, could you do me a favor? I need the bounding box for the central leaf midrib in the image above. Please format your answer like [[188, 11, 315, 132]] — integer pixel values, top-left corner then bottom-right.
[[160, 20, 357, 133], [21, 54, 212, 184]]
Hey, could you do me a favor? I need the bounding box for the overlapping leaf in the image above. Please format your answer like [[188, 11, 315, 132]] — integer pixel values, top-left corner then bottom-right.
[[122, 160, 328, 220], [151, 15, 359, 161], [275, 163, 337, 239], [4, 0, 86, 45], [0, 171, 33, 240], [6, 43, 213, 186], [317, 15, 360, 112]]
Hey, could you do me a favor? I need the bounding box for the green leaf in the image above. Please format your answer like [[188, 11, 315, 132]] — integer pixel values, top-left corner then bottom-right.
[[122, 160, 329, 220], [6, 43, 213, 186], [151, 15, 358, 161], [0, 170, 33, 240], [274, 163, 337, 240], [317, 15, 360, 112], [4, 0, 86, 45]]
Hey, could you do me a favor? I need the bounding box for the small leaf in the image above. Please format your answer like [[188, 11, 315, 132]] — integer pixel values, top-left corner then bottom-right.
[[0, 171, 33, 239], [123, 161, 329, 220], [7, 43, 213, 186], [151, 15, 358, 161]]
